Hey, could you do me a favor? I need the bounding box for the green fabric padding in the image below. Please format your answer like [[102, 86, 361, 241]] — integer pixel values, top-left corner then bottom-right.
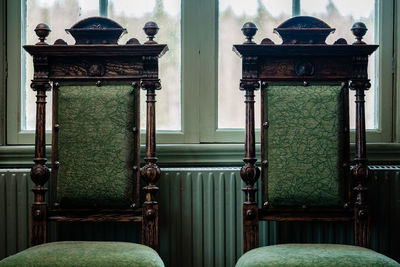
[[263, 85, 345, 206], [56, 83, 138, 208], [0, 241, 164, 267], [236, 244, 400, 267]]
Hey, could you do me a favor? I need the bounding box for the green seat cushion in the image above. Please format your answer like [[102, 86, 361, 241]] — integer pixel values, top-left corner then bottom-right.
[[55, 82, 139, 208], [0, 241, 164, 267], [263, 85, 345, 206], [236, 244, 400, 267]]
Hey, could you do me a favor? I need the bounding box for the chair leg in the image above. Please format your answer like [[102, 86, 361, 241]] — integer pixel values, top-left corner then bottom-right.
[[140, 77, 161, 252], [31, 204, 47, 246], [243, 203, 259, 253], [350, 59, 371, 248], [30, 81, 51, 247], [142, 204, 159, 251], [354, 205, 371, 248], [239, 79, 261, 254]]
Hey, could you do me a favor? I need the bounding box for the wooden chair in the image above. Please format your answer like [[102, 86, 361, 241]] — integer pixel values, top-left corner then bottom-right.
[[234, 16, 399, 266], [0, 17, 166, 266]]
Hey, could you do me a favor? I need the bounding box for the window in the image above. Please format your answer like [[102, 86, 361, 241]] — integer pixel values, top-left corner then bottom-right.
[[5, 0, 395, 145]]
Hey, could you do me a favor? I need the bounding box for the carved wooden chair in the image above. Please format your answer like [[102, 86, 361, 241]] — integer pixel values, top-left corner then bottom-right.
[[234, 16, 399, 266], [0, 17, 166, 266]]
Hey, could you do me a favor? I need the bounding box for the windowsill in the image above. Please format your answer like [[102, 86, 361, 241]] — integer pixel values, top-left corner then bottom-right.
[[0, 142, 399, 168]]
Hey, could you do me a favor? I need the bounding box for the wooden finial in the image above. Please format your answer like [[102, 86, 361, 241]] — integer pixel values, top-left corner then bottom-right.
[[261, 38, 274, 45], [143, 21, 159, 44], [34, 23, 51, 45], [54, 39, 67, 45], [351, 22, 367, 45], [126, 38, 140, 45], [241, 22, 258, 44]]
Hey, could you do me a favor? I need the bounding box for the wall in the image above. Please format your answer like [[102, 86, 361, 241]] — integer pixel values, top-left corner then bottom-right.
[[1, 167, 400, 266]]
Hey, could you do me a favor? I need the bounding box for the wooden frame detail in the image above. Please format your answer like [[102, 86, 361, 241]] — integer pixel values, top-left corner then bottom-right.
[[23, 17, 167, 251], [234, 17, 378, 253]]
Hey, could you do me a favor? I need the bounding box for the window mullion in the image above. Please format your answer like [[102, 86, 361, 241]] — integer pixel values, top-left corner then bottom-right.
[[0, 0, 5, 145], [396, 0, 400, 142], [198, 0, 218, 142], [180, 0, 202, 143], [6, 0, 24, 144], [292, 0, 300, 16], [99, 0, 108, 17], [374, 0, 394, 142]]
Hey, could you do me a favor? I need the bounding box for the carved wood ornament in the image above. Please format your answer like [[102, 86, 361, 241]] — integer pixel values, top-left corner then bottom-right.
[[234, 16, 378, 252], [23, 17, 168, 251]]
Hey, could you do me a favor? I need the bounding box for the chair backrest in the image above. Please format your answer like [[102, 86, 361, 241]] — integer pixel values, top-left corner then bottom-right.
[[263, 84, 347, 207], [24, 17, 167, 250], [53, 81, 140, 208]]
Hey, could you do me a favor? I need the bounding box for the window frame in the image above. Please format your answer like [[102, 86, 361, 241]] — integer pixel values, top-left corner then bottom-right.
[[0, 0, 5, 146], [3, 0, 398, 148], [396, 0, 400, 144]]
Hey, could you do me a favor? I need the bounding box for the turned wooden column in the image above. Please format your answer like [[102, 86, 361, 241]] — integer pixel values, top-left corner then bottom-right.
[[140, 78, 161, 251], [30, 23, 52, 246], [140, 21, 161, 251], [240, 22, 261, 253], [350, 22, 371, 248], [240, 79, 261, 253]]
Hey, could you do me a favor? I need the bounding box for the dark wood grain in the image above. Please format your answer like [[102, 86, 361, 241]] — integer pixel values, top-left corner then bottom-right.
[[49, 57, 143, 80], [48, 208, 143, 222], [23, 45, 168, 58], [258, 56, 353, 81], [233, 44, 378, 58], [259, 207, 353, 222]]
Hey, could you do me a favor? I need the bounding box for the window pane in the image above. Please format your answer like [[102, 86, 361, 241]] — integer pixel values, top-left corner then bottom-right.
[[109, 0, 181, 130], [301, 0, 377, 129], [24, 0, 99, 130], [218, 0, 292, 128]]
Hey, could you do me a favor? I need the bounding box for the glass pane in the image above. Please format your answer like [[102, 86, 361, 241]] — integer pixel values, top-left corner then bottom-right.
[[109, 0, 181, 130], [300, 0, 377, 129], [24, 0, 99, 130], [218, 0, 292, 128]]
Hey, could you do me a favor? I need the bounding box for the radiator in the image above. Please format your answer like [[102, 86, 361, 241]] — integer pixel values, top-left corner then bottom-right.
[[1, 167, 399, 266]]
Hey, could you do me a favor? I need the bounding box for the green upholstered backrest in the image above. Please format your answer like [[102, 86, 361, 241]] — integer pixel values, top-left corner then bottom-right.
[[262, 84, 346, 207], [53, 82, 139, 208]]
